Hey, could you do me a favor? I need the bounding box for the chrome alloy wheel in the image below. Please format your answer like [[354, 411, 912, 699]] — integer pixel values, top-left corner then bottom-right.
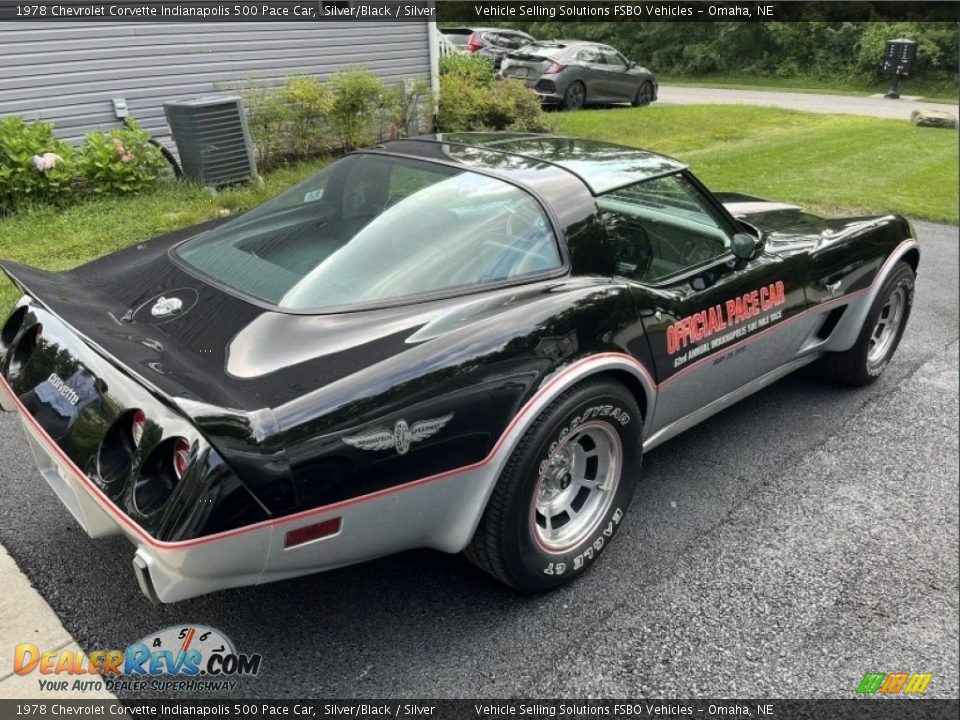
[[867, 286, 906, 364], [532, 421, 622, 552]]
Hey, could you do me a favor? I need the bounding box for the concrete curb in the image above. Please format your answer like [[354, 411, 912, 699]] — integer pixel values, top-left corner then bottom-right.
[[0, 542, 115, 699]]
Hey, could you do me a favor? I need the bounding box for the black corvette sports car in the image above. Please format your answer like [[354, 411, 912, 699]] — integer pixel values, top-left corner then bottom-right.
[[0, 134, 918, 603]]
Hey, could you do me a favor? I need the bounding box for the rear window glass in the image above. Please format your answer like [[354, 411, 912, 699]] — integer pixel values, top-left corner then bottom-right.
[[516, 44, 567, 58], [175, 155, 561, 311]]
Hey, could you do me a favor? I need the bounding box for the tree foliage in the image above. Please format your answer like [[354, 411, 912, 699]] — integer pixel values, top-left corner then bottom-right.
[[490, 21, 957, 85]]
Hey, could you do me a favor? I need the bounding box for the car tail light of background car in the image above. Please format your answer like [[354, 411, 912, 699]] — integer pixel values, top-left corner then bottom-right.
[[133, 436, 191, 515], [545, 61, 566, 74], [466, 32, 485, 52]]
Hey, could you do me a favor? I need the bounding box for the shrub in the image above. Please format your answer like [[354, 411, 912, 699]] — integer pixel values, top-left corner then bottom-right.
[[383, 79, 433, 139], [283, 75, 335, 159], [75, 120, 167, 196], [438, 66, 552, 133], [439, 53, 496, 87], [0, 116, 75, 213], [241, 82, 293, 169], [328, 68, 389, 150], [240, 69, 432, 166]]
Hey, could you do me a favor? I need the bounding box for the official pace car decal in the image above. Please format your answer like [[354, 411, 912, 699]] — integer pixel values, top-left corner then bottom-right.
[[667, 281, 787, 369], [342, 413, 454, 455]]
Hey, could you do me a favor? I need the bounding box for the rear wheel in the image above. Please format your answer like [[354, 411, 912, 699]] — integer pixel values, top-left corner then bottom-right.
[[820, 261, 914, 386], [466, 377, 642, 592], [562, 81, 586, 111], [632, 81, 654, 107]]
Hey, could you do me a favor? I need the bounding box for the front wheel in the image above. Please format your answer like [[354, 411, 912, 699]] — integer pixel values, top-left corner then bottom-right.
[[562, 81, 586, 111], [819, 261, 915, 386], [466, 377, 642, 592], [632, 81, 654, 107]]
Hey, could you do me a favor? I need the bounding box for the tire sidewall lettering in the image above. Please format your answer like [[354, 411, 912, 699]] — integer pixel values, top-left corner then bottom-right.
[[866, 271, 914, 375], [521, 395, 639, 582]]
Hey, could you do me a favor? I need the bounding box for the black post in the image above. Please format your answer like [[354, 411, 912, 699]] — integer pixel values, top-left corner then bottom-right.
[[885, 75, 901, 100]]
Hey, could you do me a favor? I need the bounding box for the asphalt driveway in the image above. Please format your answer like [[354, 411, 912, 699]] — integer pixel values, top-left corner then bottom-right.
[[658, 85, 958, 121], [0, 222, 956, 699]]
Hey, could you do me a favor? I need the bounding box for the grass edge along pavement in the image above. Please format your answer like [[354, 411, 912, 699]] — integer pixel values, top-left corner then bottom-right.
[[660, 74, 960, 105], [1, 105, 957, 313]]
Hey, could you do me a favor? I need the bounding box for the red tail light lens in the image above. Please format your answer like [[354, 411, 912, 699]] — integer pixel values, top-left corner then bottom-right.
[[98, 409, 146, 485], [8, 323, 42, 378], [134, 436, 190, 515], [172, 437, 190, 479], [545, 62, 566, 74], [131, 410, 146, 447], [466, 32, 484, 52]]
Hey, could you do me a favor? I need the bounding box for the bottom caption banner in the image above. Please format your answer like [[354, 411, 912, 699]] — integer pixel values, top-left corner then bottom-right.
[[1, 700, 958, 720]]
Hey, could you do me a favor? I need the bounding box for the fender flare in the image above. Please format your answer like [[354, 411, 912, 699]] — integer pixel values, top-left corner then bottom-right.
[[823, 238, 918, 353], [439, 352, 657, 553]]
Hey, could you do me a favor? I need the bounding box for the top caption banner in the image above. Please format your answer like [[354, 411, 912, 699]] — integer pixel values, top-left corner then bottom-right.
[[0, 0, 956, 22]]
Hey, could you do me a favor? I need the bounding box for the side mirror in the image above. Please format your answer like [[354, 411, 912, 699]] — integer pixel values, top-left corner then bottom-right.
[[731, 232, 760, 261], [629, 61, 637, 69]]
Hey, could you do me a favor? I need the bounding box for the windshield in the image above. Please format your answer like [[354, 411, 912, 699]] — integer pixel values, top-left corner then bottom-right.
[[175, 154, 561, 311]]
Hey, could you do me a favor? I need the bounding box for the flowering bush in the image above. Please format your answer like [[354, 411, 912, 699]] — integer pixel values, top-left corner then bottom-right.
[[75, 120, 167, 196], [0, 116, 75, 213]]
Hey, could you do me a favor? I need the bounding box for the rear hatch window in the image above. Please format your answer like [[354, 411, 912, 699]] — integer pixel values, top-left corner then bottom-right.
[[175, 154, 562, 312]]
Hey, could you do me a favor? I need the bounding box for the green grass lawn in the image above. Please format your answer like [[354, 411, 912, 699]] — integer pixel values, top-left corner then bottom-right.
[[0, 159, 330, 312], [661, 74, 959, 105], [552, 105, 958, 224], [1, 105, 957, 314]]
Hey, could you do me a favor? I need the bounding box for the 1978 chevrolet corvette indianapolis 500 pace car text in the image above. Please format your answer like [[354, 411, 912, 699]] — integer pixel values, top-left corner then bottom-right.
[[0, 134, 918, 602]]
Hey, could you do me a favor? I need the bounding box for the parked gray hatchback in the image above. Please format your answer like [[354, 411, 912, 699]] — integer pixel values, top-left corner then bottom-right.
[[500, 41, 657, 110]]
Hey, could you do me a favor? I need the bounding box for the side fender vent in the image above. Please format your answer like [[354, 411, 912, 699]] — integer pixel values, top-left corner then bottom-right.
[[816, 306, 847, 340]]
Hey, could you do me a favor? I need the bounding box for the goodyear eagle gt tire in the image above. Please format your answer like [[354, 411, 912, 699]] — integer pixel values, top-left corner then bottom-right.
[[820, 261, 915, 386], [466, 377, 642, 591]]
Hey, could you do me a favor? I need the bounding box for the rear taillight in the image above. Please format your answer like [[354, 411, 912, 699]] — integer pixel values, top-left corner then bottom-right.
[[133, 436, 191, 515], [98, 409, 147, 485], [0, 306, 28, 352], [7, 323, 42, 378], [466, 32, 484, 52], [545, 62, 566, 74], [172, 437, 190, 479], [131, 409, 146, 447]]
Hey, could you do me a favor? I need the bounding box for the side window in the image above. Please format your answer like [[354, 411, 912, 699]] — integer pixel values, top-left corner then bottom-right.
[[499, 34, 524, 50], [577, 48, 602, 64], [597, 174, 733, 283], [600, 49, 627, 69]]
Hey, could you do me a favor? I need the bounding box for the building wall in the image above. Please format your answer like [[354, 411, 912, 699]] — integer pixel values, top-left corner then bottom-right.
[[0, 22, 432, 144]]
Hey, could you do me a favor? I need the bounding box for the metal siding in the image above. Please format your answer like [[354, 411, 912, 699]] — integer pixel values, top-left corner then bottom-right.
[[0, 22, 431, 143]]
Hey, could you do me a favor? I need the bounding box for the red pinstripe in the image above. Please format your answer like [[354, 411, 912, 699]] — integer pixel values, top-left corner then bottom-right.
[[0, 238, 916, 550]]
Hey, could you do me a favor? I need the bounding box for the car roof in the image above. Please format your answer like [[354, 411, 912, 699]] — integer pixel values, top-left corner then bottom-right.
[[375, 133, 687, 196], [441, 27, 531, 35]]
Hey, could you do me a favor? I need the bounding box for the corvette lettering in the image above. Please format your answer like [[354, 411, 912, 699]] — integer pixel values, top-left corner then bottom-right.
[[667, 281, 786, 355], [46, 373, 80, 406]]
